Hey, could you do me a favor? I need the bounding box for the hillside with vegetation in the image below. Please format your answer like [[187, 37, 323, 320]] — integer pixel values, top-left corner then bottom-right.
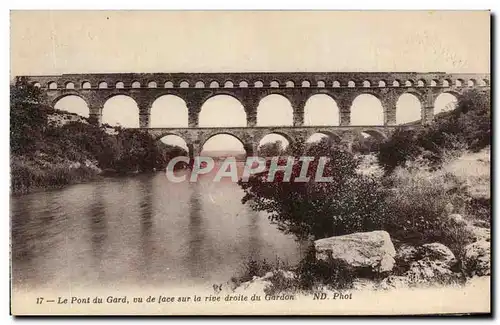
[[10, 77, 187, 195]]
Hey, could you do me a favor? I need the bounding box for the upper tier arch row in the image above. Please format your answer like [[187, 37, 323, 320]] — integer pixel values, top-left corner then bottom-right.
[[24, 72, 490, 90]]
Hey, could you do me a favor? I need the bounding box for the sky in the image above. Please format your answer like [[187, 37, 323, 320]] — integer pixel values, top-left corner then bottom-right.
[[10, 11, 490, 152]]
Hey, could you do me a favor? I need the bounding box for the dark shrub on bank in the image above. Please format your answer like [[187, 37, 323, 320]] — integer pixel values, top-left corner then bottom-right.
[[239, 139, 390, 241], [10, 78, 187, 194]]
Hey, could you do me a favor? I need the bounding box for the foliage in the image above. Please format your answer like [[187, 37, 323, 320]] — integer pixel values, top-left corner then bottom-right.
[[10, 78, 187, 194], [383, 166, 475, 256], [10, 155, 99, 194], [239, 140, 389, 240], [10, 77, 52, 154], [377, 89, 491, 173], [294, 245, 355, 291], [258, 140, 285, 157]]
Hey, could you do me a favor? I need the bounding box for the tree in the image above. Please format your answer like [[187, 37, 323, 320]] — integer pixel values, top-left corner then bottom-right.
[[10, 77, 52, 154], [377, 89, 491, 172], [239, 141, 388, 240], [258, 140, 285, 157]]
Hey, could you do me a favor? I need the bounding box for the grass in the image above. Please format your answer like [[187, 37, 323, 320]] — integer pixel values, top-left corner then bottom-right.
[[10, 155, 100, 195]]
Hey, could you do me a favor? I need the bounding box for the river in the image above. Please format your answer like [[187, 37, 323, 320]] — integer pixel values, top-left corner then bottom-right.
[[11, 168, 305, 292]]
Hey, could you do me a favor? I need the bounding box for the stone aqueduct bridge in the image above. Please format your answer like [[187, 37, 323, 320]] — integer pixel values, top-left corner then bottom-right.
[[25, 72, 490, 156]]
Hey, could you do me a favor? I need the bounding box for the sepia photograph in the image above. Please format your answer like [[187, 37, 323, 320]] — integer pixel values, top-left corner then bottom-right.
[[9, 10, 491, 315]]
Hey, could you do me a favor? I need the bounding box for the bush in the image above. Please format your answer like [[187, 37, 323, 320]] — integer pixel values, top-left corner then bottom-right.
[[10, 156, 99, 194], [382, 166, 475, 256], [239, 143, 390, 240], [295, 246, 356, 291], [377, 89, 490, 173]]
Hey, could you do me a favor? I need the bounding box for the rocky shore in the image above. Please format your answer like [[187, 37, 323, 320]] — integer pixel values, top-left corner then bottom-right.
[[228, 219, 490, 295]]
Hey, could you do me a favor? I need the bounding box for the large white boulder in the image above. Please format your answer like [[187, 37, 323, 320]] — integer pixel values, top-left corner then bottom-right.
[[314, 230, 396, 273]]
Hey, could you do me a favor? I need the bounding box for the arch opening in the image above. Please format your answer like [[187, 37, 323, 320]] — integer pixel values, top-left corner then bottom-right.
[[306, 132, 340, 144], [257, 94, 293, 126], [148, 81, 158, 88], [224, 81, 234, 88], [258, 134, 290, 157], [333, 81, 340, 88], [65, 82, 75, 89], [434, 93, 458, 115], [195, 81, 205, 88], [201, 134, 246, 159], [352, 131, 385, 154], [132, 81, 141, 88], [150, 95, 188, 128], [180, 81, 189, 88], [199, 95, 246, 127], [378, 80, 386, 87], [285, 80, 295, 88], [48, 81, 57, 89], [301, 80, 311, 88], [54, 95, 89, 118], [159, 135, 189, 155], [396, 93, 422, 124], [350, 94, 384, 126], [102, 95, 139, 127], [254, 81, 264, 88], [303, 94, 340, 126], [209, 81, 219, 88], [239, 81, 249, 88], [115, 81, 125, 89], [362, 80, 371, 88], [348, 81, 355, 88], [164, 81, 174, 88], [82, 81, 91, 89], [317, 80, 326, 88], [99, 81, 108, 89]]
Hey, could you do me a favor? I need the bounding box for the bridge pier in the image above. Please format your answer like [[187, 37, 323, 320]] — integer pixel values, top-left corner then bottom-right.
[[246, 112, 257, 127], [423, 105, 434, 124], [88, 106, 103, 125], [139, 113, 150, 128], [293, 108, 304, 127]]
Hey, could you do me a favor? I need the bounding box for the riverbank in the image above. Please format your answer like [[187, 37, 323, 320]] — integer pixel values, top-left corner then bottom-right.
[[229, 147, 491, 295], [11, 105, 185, 195]]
